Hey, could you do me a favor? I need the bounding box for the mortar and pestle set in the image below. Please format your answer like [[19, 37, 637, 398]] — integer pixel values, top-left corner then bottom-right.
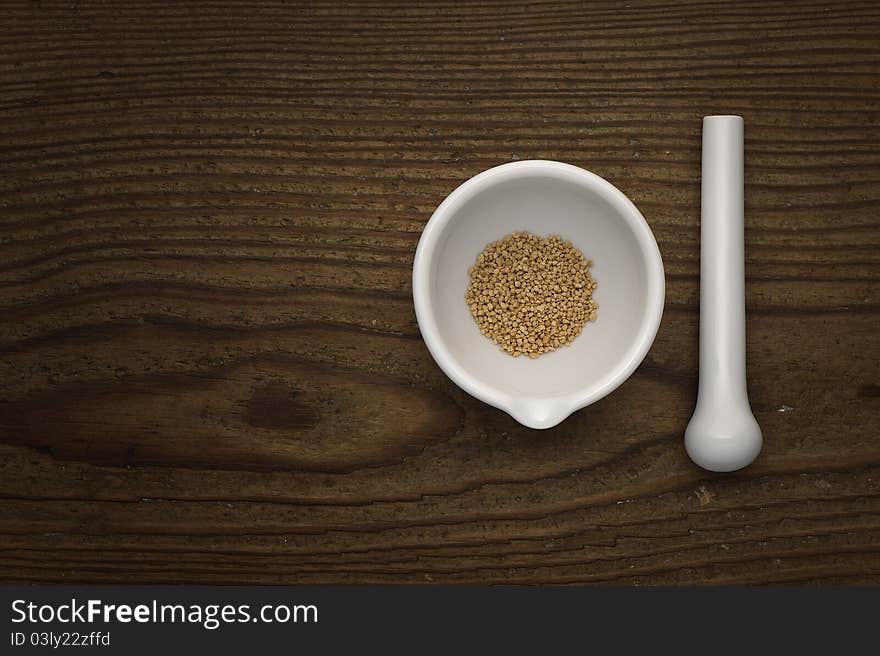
[[413, 116, 762, 472]]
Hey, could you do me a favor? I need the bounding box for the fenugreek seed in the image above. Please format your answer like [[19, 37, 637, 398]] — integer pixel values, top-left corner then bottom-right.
[[465, 231, 598, 358]]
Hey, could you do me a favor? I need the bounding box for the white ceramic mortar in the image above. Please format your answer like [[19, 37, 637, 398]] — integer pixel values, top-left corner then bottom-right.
[[413, 160, 665, 429]]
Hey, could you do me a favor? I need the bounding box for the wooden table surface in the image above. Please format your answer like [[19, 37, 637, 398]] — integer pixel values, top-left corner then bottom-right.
[[1, 1, 878, 585]]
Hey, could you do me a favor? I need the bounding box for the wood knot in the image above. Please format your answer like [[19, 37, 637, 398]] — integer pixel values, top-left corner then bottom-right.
[[246, 382, 319, 430]]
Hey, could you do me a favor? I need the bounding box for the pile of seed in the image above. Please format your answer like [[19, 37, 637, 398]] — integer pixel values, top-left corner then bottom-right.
[[465, 231, 598, 358]]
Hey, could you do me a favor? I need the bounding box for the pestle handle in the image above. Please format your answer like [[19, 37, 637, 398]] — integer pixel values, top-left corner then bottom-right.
[[700, 116, 748, 403]]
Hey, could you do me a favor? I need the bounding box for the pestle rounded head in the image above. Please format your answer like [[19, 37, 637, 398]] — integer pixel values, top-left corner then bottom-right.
[[685, 408, 763, 472]]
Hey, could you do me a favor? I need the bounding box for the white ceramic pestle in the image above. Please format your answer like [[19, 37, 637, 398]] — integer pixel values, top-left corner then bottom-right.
[[685, 116, 763, 472]]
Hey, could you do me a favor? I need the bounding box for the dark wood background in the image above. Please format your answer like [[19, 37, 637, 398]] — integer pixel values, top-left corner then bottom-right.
[[1, 1, 878, 585]]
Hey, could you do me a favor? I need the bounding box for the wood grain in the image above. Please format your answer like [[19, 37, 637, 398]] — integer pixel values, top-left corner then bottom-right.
[[1, 0, 878, 584]]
